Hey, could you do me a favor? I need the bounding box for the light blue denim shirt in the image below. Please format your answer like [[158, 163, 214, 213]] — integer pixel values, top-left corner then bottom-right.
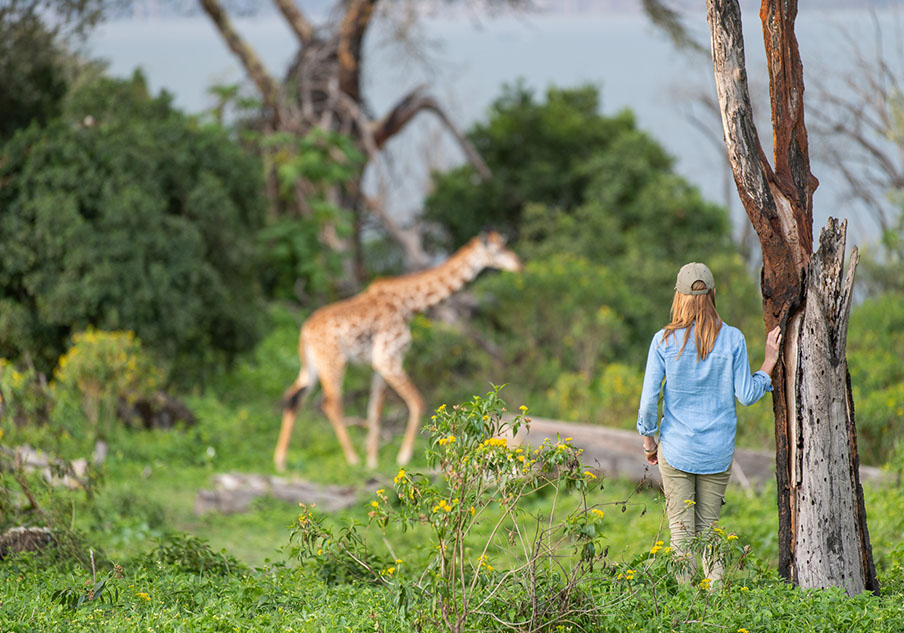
[[636, 323, 773, 474]]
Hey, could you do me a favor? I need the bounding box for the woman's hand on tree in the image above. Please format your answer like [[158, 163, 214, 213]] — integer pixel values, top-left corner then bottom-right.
[[761, 326, 782, 376]]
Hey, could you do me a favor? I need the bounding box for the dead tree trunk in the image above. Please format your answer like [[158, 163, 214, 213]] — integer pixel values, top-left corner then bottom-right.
[[198, 0, 491, 280], [705, 0, 878, 594]]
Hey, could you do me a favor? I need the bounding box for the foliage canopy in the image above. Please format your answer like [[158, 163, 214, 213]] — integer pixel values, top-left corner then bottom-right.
[[0, 71, 267, 381]]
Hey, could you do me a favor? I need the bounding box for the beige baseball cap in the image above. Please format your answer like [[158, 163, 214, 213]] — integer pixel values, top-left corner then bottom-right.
[[676, 262, 715, 295]]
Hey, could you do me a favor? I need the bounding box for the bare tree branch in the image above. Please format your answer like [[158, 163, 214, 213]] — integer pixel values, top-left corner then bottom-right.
[[807, 10, 904, 237], [337, 0, 378, 102], [273, 0, 314, 45], [641, 0, 706, 53], [371, 86, 491, 180], [199, 0, 281, 115]]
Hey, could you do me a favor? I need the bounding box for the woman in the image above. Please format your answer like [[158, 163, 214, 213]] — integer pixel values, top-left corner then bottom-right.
[[636, 262, 780, 585]]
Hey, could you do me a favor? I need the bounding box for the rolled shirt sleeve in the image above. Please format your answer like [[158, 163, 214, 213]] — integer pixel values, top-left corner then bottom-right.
[[637, 331, 665, 437]]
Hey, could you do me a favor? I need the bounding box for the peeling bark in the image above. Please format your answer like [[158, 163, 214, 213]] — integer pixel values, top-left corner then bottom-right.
[[706, 0, 878, 594]]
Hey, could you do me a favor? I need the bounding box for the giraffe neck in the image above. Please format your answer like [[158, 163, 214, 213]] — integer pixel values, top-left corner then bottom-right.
[[367, 240, 486, 314]]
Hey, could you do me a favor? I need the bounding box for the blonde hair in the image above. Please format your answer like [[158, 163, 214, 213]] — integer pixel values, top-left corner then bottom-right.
[[662, 280, 722, 361]]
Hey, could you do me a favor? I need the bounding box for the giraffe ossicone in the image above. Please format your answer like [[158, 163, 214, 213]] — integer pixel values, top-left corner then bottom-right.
[[274, 231, 522, 471]]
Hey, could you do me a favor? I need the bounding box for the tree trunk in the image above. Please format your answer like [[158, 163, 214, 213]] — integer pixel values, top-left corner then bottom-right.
[[705, 0, 878, 594], [793, 219, 876, 594]]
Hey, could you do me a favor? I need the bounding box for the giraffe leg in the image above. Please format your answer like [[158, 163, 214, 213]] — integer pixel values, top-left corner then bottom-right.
[[319, 362, 360, 466], [365, 372, 387, 470], [374, 364, 424, 466]]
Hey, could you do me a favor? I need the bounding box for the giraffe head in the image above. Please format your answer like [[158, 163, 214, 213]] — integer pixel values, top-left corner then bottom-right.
[[477, 231, 522, 272]]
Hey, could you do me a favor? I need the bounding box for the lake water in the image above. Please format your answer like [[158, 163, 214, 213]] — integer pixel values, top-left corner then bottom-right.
[[87, 8, 904, 247]]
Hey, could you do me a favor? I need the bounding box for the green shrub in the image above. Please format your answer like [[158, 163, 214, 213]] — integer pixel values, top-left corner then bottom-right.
[[0, 357, 53, 430], [256, 129, 364, 302], [547, 362, 643, 428], [50, 329, 162, 442], [145, 533, 242, 577], [291, 388, 608, 632], [848, 292, 904, 464]]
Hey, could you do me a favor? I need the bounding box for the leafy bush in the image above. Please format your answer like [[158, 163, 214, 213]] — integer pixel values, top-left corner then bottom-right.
[[548, 363, 644, 429], [145, 533, 242, 577], [0, 71, 267, 381], [51, 329, 162, 442], [848, 292, 904, 464], [256, 129, 364, 302], [291, 389, 611, 632], [0, 357, 53, 429]]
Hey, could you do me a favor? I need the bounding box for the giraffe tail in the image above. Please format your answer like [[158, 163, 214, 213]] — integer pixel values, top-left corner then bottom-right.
[[283, 348, 317, 412]]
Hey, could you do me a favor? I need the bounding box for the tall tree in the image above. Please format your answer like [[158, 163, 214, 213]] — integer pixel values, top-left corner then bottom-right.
[[705, 0, 878, 594], [198, 0, 500, 279]]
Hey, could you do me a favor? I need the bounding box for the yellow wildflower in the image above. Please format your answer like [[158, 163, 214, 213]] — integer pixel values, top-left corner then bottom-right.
[[519, 405, 528, 411], [394, 469, 406, 484], [370, 501, 379, 508], [136, 592, 150, 601], [591, 508, 605, 519], [650, 545, 662, 555], [727, 534, 738, 541], [432, 499, 453, 513], [738, 629, 749, 633], [584, 470, 597, 479], [683, 499, 696, 507], [699, 577, 712, 590]]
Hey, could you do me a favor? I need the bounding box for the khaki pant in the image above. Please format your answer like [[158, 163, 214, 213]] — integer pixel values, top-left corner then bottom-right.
[[658, 446, 732, 584]]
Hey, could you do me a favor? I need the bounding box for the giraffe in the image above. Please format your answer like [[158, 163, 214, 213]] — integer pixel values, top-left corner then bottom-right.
[[274, 231, 522, 471]]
